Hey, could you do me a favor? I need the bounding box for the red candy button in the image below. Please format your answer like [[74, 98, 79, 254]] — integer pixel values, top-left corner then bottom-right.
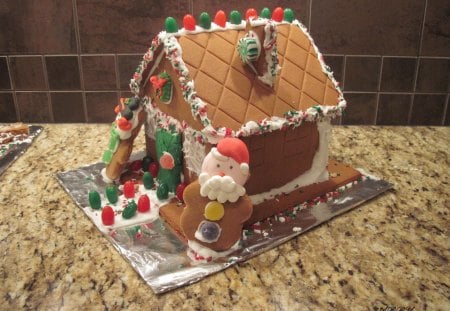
[[101, 206, 115, 226], [123, 181, 135, 198], [137, 194, 151, 213]]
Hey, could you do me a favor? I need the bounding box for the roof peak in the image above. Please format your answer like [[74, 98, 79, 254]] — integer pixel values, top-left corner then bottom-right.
[[164, 7, 296, 36]]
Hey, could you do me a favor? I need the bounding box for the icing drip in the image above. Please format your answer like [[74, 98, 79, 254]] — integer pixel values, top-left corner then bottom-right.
[[182, 127, 206, 176], [258, 21, 280, 87], [249, 120, 331, 205]]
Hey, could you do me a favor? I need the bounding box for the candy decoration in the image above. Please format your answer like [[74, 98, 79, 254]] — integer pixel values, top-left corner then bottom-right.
[[117, 117, 132, 131], [148, 162, 159, 178], [183, 14, 196, 31], [108, 130, 119, 151], [102, 149, 113, 164], [165, 17, 178, 33], [230, 10, 242, 25], [129, 160, 142, 171], [214, 10, 226, 27], [142, 155, 153, 171], [123, 181, 135, 198], [150, 72, 173, 104], [127, 97, 140, 110], [260, 7, 271, 19], [122, 201, 137, 219], [143, 171, 154, 189], [199, 12, 211, 29], [121, 107, 133, 120], [159, 151, 175, 170], [105, 185, 118, 204], [197, 221, 221, 243], [89, 190, 101, 210], [237, 31, 261, 65], [156, 183, 169, 200], [204, 201, 225, 221], [176, 183, 187, 201], [137, 194, 150, 213], [245, 8, 258, 21], [101, 206, 115, 226], [272, 7, 284, 22], [283, 8, 294, 23]]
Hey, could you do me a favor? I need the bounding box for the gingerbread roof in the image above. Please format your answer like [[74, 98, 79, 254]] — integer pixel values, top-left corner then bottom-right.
[[130, 15, 345, 139]]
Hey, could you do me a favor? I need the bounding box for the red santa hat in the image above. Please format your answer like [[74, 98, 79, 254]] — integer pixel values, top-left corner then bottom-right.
[[213, 138, 250, 175]]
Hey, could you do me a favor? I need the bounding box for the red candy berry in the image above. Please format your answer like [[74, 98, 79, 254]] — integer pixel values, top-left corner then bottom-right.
[[148, 162, 159, 178], [272, 7, 284, 22], [245, 8, 258, 21], [137, 194, 151, 213], [214, 10, 226, 27], [129, 160, 142, 171], [123, 181, 135, 198], [176, 183, 187, 202], [101, 206, 115, 226], [183, 14, 196, 30]]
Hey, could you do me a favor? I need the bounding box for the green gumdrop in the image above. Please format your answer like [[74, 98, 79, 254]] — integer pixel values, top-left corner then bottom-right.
[[156, 183, 169, 200], [260, 7, 271, 19], [165, 17, 178, 33], [199, 12, 211, 29], [283, 8, 295, 23], [102, 150, 113, 164], [122, 201, 137, 219], [105, 185, 118, 204], [230, 10, 242, 25], [143, 172, 154, 190], [89, 190, 101, 210]]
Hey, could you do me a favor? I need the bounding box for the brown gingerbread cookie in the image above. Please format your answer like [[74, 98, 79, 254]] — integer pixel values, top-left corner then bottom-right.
[[180, 181, 253, 252]]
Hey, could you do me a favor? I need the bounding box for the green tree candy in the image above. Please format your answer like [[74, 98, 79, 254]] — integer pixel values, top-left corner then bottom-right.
[[102, 150, 113, 164], [105, 185, 118, 204], [283, 8, 295, 23], [165, 17, 178, 33], [143, 171, 154, 189], [230, 10, 242, 25], [199, 12, 211, 29], [122, 201, 137, 219], [108, 130, 119, 151], [156, 183, 169, 200], [88, 190, 102, 210], [260, 8, 271, 19]]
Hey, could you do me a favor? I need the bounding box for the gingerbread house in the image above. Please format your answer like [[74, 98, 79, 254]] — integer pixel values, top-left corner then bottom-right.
[[101, 8, 361, 226]]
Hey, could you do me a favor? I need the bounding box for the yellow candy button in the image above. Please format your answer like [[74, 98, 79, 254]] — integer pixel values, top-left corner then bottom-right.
[[204, 201, 224, 221]]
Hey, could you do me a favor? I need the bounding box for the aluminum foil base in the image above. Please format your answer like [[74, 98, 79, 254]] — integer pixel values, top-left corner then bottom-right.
[[56, 155, 392, 294], [0, 125, 43, 177]]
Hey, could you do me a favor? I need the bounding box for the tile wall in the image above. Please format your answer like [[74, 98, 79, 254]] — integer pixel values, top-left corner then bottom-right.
[[0, 0, 448, 125]]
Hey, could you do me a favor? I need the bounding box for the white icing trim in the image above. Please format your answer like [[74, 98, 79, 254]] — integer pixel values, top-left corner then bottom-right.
[[182, 127, 206, 176], [249, 120, 331, 205], [187, 239, 240, 262]]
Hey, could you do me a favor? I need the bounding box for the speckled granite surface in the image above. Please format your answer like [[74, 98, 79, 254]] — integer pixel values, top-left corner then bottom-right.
[[0, 125, 448, 310]]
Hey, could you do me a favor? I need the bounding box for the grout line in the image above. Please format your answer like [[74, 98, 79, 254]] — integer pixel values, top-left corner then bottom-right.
[[5, 56, 20, 121], [341, 55, 347, 91], [308, 0, 312, 30], [442, 93, 449, 125], [114, 54, 121, 104], [373, 57, 384, 125], [41, 55, 54, 122], [418, 0, 428, 57], [72, 0, 88, 122]]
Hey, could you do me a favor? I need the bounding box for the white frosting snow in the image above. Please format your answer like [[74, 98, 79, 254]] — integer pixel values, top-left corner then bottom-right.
[[182, 127, 206, 176]]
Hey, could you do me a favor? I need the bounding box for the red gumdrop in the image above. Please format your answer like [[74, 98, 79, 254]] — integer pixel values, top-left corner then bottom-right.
[[214, 10, 226, 27], [183, 14, 196, 30], [123, 181, 135, 198], [137, 194, 150, 212], [129, 160, 142, 171], [176, 183, 187, 201], [148, 162, 159, 178], [272, 7, 284, 22], [101, 206, 115, 226], [245, 8, 258, 21]]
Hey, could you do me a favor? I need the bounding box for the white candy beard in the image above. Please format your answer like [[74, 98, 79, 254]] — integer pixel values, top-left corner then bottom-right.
[[198, 173, 246, 203]]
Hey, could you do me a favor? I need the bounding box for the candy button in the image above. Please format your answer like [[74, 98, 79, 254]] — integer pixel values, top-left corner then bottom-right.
[[204, 201, 224, 221], [197, 221, 221, 243]]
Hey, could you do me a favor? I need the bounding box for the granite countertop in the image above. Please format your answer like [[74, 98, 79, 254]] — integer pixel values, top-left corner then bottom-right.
[[0, 125, 448, 310]]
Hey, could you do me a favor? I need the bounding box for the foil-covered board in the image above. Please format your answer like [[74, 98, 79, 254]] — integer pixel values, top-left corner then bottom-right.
[[0, 125, 43, 177], [56, 154, 392, 294]]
